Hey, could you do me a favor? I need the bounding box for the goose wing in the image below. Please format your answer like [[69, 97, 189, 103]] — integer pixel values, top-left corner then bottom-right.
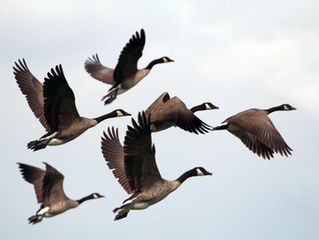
[[43, 65, 80, 131], [147, 96, 212, 134], [124, 111, 162, 191], [226, 109, 292, 158], [84, 54, 115, 85], [101, 127, 133, 194], [13, 59, 50, 131], [42, 162, 68, 205], [18, 163, 46, 203], [113, 29, 146, 86]]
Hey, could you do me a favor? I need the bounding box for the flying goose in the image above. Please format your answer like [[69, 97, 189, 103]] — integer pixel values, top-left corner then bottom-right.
[[145, 92, 218, 133], [213, 104, 296, 159], [101, 112, 212, 220], [13, 59, 130, 151], [17, 162, 104, 224], [84, 29, 174, 104]]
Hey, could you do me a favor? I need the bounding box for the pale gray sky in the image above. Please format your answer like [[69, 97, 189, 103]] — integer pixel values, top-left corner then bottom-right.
[[1, 0, 318, 239]]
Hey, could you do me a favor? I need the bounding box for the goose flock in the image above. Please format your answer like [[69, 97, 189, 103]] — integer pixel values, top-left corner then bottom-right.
[[14, 28, 296, 223]]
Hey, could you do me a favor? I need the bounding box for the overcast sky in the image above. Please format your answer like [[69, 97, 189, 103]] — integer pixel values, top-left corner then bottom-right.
[[1, 0, 318, 239]]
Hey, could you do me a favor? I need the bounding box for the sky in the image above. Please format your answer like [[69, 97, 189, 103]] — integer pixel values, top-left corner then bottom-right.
[[1, 0, 318, 239]]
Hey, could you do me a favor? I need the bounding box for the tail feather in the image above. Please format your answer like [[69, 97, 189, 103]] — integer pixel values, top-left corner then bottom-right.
[[102, 88, 118, 105], [28, 215, 43, 224], [114, 209, 129, 221], [27, 139, 50, 151]]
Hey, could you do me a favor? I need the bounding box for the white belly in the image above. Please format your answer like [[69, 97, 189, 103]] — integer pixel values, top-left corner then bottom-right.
[[131, 202, 150, 210], [48, 138, 67, 146]]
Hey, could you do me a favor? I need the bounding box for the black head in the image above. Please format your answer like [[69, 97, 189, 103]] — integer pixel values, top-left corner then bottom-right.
[[91, 193, 105, 199], [194, 167, 212, 176], [146, 57, 174, 70], [161, 56, 174, 63], [281, 104, 296, 111], [201, 102, 219, 110], [190, 102, 219, 113], [114, 109, 131, 117]]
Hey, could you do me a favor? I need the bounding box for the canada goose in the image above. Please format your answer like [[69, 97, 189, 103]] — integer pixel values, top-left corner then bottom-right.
[[213, 104, 296, 159], [101, 112, 212, 220], [17, 162, 104, 224], [145, 92, 218, 133], [13, 59, 130, 151], [84, 29, 174, 104]]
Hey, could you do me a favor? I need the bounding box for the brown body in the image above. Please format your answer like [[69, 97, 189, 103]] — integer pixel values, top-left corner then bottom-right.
[[214, 104, 296, 159], [17, 162, 104, 224], [145, 92, 218, 133], [84, 29, 174, 104], [13, 59, 130, 151], [101, 112, 212, 220]]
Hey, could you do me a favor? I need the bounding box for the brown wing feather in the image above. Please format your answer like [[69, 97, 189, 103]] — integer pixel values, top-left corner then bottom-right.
[[84, 54, 115, 85], [101, 127, 133, 194], [113, 29, 146, 84], [42, 162, 68, 206], [147, 95, 212, 134], [43, 65, 80, 131], [227, 109, 292, 158], [17, 162, 46, 203], [229, 128, 275, 159], [124, 112, 162, 191], [13, 59, 50, 131]]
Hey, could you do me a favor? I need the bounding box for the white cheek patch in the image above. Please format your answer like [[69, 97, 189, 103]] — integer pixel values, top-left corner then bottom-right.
[[116, 110, 123, 117], [163, 57, 168, 62], [283, 105, 289, 110], [196, 168, 204, 176], [205, 103, 212, 110]]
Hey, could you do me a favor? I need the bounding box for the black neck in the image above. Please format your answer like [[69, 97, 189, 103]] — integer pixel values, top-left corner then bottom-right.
[[190, 104, 205, 113], [77, 194, 94, 204], [94, 111, 117, 123], [177, 169, 197, 184], [145, 58, 163, 70], [266, 105, 284, 114]]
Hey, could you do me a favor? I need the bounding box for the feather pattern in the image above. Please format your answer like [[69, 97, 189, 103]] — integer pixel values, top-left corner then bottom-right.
[[43, 65, 80, 131], [13, 59, 50, 131], [215, 105, 294, 159], [84, 54, 115, 85], [101, 128, 133, 194], [145, 92, 214, 134]]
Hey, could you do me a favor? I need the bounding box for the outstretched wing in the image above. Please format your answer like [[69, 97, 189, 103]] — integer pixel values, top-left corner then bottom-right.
[[13, 59, 50, 131], [18, 162, 46, 203], [147, 94, 212, 134], [113, 29, 146, 86], [227, 110, 292, 158], [84, 54, 115, 85], [42, 162, 68, 206], [124, 112, 162, 191], [43, 65, 80, 131], [101, 127, 133, 194]]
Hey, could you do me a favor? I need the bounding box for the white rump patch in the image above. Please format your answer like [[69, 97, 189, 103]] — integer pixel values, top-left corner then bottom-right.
[[38, 207, 50, 216]]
